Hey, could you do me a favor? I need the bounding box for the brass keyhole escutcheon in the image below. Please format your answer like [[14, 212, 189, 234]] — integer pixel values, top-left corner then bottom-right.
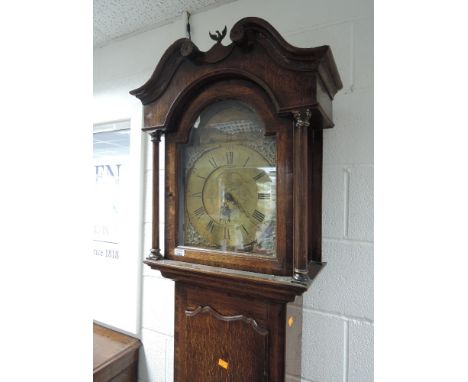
[[218, 358, 229, 370]]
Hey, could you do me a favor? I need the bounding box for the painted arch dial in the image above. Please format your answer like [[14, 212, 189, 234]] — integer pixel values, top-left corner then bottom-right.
[[182, 100, 277, 256]]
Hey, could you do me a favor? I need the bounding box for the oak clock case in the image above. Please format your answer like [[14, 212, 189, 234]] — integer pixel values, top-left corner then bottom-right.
[[130, 17, 342, 382]]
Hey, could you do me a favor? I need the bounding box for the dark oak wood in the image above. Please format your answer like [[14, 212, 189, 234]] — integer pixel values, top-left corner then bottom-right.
[[130, 18, 342, 129], [144, 259, 323, 303], [309, 129, 323, 263], [148, 130, 164, 260], [292, 109, 312, 282], [131, 16, 342, 382], [93, 323, 141, 382], [184, 305, 269, 381], [175, 283, 286, 382]]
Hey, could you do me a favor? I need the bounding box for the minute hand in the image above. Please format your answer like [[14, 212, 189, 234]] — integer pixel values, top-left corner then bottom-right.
[[225, 192, 250, 217]]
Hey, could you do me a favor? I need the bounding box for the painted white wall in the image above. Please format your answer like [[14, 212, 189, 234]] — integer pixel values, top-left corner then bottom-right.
[[93, 0, 373, 380]]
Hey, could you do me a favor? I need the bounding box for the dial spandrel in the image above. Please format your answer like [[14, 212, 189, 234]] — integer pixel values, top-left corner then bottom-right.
[[180, 101, 277, 257]]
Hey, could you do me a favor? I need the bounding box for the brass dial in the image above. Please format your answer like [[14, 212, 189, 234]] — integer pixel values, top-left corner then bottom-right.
[[186, 143, 275, 253]]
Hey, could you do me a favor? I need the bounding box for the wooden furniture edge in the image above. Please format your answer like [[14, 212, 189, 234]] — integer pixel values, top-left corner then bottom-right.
[[144, 259, 325, 303], [93, 324, 141, 382]]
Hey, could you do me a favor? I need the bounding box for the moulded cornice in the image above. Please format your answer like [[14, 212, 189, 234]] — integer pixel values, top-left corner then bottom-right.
[[130, 17, 342, 117], [144, 259, 311, 303]]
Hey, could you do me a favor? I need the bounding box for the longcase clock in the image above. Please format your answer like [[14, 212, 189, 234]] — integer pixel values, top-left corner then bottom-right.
[[131, 17, 342, 382]]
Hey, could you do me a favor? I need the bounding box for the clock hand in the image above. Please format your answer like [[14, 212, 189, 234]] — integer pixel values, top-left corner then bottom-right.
[[225, 192, 250, 217], [219, 200, 232, 222]]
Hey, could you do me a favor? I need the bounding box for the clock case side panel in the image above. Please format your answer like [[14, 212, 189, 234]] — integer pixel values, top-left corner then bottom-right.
[[164, 79, 294, 276], [309, 129, 323, 264]]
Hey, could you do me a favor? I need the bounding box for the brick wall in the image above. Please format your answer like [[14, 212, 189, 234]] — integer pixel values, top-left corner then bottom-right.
[[94, 0, 373, 380]]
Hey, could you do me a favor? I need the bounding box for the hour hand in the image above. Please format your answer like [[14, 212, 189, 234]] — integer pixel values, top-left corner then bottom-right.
[[219, 201, 232, 222], [225, 192, 248, 216], [224, 192, 236, 204]]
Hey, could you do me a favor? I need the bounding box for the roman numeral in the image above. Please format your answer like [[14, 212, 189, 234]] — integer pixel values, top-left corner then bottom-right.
[[206, 220, 215, 232], [226, 151, 234, 165], [253, 172, 265, 181], [241, 224, 249, 235], [252, 209, 265, 223], [193, 207, 205, 218], [208, 156, 218, 169], [258, 193, 271, 200], [197, 175, 207, 180], [192, 192, 202, 197], [224, 227, 230, 240], [243, 157, 250, 167]]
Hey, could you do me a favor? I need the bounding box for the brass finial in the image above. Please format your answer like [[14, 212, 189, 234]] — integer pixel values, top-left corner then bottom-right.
[[209, 26, 227, 44]]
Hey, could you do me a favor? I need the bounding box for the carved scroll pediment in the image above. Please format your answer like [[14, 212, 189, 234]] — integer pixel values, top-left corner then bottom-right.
[[130, 17, 342, 107]]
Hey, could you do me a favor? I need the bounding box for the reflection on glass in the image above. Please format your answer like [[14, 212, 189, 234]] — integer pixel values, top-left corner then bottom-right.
[[93, 121, 130, 260], [180, 101, 277, 256]]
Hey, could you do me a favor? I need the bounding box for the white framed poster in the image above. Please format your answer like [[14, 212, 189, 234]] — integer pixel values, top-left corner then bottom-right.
[[92, 108, 144, 336]]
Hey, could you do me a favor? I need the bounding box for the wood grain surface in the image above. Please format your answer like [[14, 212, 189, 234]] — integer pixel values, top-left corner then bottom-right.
[[93, 323, 141, 382]]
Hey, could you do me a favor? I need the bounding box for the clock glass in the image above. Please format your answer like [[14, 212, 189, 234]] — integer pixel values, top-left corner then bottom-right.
[[179, 100, 277, 256]]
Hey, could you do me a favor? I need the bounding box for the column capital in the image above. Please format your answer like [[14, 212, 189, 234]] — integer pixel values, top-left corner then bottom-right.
[[292, 109, 312, 128], [150, 129, 165, 143]]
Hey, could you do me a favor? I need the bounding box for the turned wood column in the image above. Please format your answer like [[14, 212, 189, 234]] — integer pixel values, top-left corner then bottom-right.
[[148, 129, 165, 260], [292, 109, 312, 283]]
